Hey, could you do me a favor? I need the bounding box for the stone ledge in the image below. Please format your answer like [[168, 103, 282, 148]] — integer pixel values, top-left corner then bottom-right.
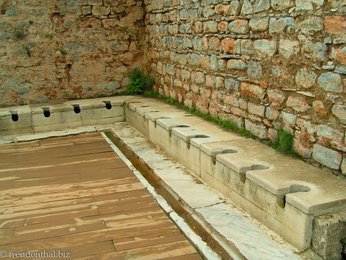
[[124, 97, 346, 257], [109, 122, 301, 260], [0, 96, 132, 137]]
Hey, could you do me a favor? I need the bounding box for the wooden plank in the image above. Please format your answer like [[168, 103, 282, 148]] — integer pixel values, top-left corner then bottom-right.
[[0, 169, 133, 190], [65, 241, 115, 259], [0, 133, 201, 259], [0, 188, 149, 215], [160, 253, 202, 260], [0, 179, 144, 208], [113, 229, 186, 251], [3, 221, 107, 245], [1, 207, 99, 229], [76, 241, 197, 260], [1, 221, 178, 249]]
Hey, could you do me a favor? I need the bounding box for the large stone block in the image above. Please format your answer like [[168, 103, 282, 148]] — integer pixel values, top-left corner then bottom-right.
[[31, 104, 81, 133], [279, 39, 300, 58], [299, 17, 324, 34], [269, 17, 294, 34], [228, 19, 249, 34], [254, 39, 277, 58], [199, 141, 314, 250], [253, 0, 270, 12], [325, 16, 346, 36], [203, 21, 218, 33], [241, 0, 253, 15], [295, 68, 317, 89], [296, 0, 324, 11], [332, 105, 346, 124], [245, 120, 268, 139], [312, 214, 346, 260], [247, 60, 262, 79], [312, 144, 342, 170], [271, 0, 294, 10], [286, 96, 310, 112], [0, 106, 33, 136], [249, 17, 269, 31], [240, 82, 266, 101], [317, 72, 343, 93], [227, 59, 246, 70]]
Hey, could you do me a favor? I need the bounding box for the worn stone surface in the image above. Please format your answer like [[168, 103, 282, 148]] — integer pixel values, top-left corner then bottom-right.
[[228, 19, 249, 34], [279, 40, 300, 58], [332, 105, 346, 124], [312, 215, 346, 260], [317, 72, 343, 93], [0, 1, 145, 107], [227, 59, 247, 70], [249, 17, 269, 31], [342, 158, 346, 175], [296, 0, 324, 11], [286, 96, 310, 113], [124, 98, 346, 258], [269, 17, 294, 34], [253, 0, 270, 13], [247, 61, 262, 79], [254, 40, 277, 58], [295, 68, 317, 89], [245, 119, 268, 139], [312, 144, 343, 170], [110, 122, 300, 260]]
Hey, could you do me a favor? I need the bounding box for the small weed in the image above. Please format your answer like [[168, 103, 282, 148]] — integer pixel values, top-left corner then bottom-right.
[[144, 91, 302, 157], [14, 30, 26, 40], [125, 68, 154, 95], [273, 129, 294, 153], [144, 91, 254, 139], [166, 97, 175, 105], [341, 238, 346, 259], [143, 90, 160, 99]]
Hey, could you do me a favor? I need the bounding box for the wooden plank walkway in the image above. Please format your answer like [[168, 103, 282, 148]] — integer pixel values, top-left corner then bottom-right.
[[0, 133, 202, 259]]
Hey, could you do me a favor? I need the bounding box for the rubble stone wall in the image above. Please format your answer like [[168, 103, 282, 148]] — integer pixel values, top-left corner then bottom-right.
[[0, 0, 145, 107], [144, 0, 346, 175]]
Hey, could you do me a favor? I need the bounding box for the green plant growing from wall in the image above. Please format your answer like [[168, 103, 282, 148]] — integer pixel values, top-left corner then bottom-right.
[[144, 91, 301, 157], [273, 129, 294, 153], [144, 91, 255, 138], [125, 68, 154, 95], [341, 238, 346, 259]]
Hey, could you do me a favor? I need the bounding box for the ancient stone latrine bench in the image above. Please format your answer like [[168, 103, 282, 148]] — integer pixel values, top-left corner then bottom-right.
[[0, 97, 128, 137], [1, 96, 345, 259]]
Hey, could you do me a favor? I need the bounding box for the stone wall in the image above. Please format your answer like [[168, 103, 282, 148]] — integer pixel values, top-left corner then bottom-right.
[[0, 0, 145, 107], [144, 0, 346, 175]]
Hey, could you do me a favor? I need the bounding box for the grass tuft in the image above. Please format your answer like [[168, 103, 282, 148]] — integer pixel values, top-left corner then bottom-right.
[[271, 129, 296, 155], [125, 69, 154, 95], [143, 91, 301, 157], [144, 91, 255, 139]]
